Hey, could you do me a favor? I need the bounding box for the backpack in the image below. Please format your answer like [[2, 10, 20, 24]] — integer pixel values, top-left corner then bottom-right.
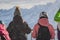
[[36, 23, 51, 40]]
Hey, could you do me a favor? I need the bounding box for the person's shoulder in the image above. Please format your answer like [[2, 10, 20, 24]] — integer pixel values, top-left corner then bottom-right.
[[8, 21, 13, 28], [9, 21, 13, 25], [34, 23, 39, 28], [0, 24, 2, 25], [48, 24, 54, 29], [0, 24, 4, 26], [48, 24, 53, 27], [23, 22, 27, 25], [0, 24, 5, 28], [10, 21, 13, 24]]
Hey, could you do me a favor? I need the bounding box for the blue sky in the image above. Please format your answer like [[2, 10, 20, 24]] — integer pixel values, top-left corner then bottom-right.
[[0, 0, 57, 9]]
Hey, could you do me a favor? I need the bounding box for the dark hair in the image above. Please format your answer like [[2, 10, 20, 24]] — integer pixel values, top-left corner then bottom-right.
[[0, 21, 2, 24], [13, 15, 23, 24], [14, 7, 21, 16], [40, 16, 48, 19]]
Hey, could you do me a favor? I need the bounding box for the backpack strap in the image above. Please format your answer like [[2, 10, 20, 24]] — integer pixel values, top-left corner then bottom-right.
[[37, 23, 42, 27]]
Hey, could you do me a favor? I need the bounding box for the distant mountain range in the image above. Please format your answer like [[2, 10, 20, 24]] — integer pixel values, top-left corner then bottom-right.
[[0, 3, 59, 29]]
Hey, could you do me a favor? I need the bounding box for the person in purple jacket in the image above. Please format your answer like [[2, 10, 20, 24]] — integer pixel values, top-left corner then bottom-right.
[[57, 22, 60, 40]]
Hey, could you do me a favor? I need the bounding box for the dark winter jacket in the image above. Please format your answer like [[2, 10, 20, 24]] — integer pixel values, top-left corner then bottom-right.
[[7, 15, 31, 40]]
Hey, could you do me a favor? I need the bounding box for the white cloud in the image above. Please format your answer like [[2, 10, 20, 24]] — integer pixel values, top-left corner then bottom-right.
[[0, 4, 13, 9], [0, 0, 56, 9], [0, 0, 56, 4]]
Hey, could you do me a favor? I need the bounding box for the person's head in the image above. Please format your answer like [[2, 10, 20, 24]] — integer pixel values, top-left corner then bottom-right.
[[13, 15, 23, 24], [39, 12, 48, 19], [0, 20, 2, 24], [14, 7, 21, 16], [38, 12, 49, 26]]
